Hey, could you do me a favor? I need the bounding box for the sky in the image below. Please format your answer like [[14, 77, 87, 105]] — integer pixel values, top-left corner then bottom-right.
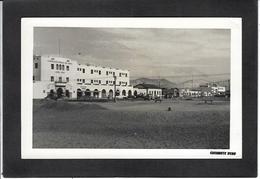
[[34, 27, 230, 79]]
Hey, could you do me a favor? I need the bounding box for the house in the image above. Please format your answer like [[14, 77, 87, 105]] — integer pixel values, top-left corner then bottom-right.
[[133, 83, 162, 99], [162, 88, 179, 98]]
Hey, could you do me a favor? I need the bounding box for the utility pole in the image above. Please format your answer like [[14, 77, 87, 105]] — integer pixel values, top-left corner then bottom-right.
[[113, 75, 117, 102], [192, 74, 194, 88], [58, 38, 61, 57], [158, 75, 161, 88]]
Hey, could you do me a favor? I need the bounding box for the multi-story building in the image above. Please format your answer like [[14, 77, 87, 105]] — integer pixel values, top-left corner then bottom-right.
[[33, 55, 134, 99]]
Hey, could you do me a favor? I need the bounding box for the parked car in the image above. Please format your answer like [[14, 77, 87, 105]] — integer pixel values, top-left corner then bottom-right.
[[154, 97, 162, 103]]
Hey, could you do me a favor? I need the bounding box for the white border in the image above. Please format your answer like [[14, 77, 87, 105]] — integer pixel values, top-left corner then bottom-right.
[[21, 18, 242, 159]]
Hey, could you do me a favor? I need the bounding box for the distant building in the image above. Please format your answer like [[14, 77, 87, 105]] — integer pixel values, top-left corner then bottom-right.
[[33, 55, 133, 99], [198, 86, 213, 97], [133, 83, 162, 98], [162, 88, 179, 98], [179, 83, 227, 98], [189, 89, 201, 97], [211, 86, 226, 95]]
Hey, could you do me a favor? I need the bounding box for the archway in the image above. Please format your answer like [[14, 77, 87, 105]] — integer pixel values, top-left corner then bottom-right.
[[65, 90, 70, 98], [134, 90, 138, 96], [57, 88, 63, 98], [116, 89, 120, 96], [128, 90, 132, 97], [77, 89, 82, 99], [85, 89, 91, 97], [101, 89, 106, 98], [109, 89, 113, 99], [122, 90, 126, 96], [93, 89, 99, 98], [49, 89, 55, 98]]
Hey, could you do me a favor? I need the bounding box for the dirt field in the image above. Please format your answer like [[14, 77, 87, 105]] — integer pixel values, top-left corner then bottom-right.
[[33, 99, 230, 149]]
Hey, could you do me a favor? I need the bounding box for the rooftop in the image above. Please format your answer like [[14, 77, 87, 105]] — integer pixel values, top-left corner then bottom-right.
[[36, 55, 130, 72], [134, 83, 161, 89]]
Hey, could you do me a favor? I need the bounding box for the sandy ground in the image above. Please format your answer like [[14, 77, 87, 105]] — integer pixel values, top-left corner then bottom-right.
[[33, 99, 230, 149]]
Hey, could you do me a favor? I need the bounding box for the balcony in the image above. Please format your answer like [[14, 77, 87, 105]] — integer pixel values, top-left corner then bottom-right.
[[55, 81, 67, 87]]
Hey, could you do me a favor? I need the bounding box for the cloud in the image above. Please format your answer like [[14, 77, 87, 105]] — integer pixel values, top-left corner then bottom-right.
[[34, 27, 230, 78]]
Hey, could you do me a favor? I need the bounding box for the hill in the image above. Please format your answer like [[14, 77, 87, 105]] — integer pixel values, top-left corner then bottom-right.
[[130, 78, 177, 89]]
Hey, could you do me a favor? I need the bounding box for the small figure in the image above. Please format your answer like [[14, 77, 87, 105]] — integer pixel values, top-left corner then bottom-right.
[[168, 107, 172, 111]]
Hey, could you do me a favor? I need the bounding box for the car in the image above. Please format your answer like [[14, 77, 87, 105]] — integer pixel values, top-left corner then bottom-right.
[[154, 97, 162, 103]]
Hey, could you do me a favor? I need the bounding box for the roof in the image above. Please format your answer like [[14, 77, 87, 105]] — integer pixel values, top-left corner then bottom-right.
[[198, 87, 212, 92], [134, 83, 161, 89]]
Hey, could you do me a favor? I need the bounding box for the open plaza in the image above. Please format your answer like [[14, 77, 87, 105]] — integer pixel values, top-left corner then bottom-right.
[[33, 98, 230, 149]]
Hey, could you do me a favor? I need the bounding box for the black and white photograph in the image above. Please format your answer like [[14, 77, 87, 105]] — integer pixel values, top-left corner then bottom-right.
[[21, 18, 242, 159], [3, 0, 257, 177]]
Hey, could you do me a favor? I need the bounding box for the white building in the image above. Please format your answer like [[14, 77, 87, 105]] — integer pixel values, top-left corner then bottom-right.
[[211, 86, 226, 95], [133, 84, 162, 99], [33, 55, 134, 99]]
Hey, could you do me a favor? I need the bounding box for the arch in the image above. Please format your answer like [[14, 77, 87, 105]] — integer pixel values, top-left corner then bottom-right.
[[122, 90, 126, 96], [49, 89, 55, 98], [128, 90, 132, 97], [109, 89, 113, 99], [101, 89, 106, 98], [134, 90, 138, 96], [57, 88, 63, 98], [116, 89, 120, 96], [85, 89, 91, 97], [93, 89, 99, 98], [77, 89, 82, 98], [65, 90, 70, 97]]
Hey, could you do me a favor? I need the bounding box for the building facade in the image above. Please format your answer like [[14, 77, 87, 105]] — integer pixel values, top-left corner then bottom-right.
[[133, 84, 162, 99], [33, 55, 134, 99]]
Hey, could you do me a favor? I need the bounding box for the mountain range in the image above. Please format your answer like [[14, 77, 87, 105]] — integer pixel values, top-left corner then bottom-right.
[[131, 76, 230, 89], [130, 78, 177, 89]]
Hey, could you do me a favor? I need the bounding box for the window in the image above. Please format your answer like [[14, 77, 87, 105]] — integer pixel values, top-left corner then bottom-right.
[[62, 65, 64, 70], [119, 73, 121, 77], [51, 64, 54, 69], [66, 66, 69, 71], [106, 80, 108, 84], [91, 69, 93, 74], [83, 69, 85, 73], [82, 79, 85, 83], [106, 71, 108, 75], [91, 80, 93, 83], [99, 80, 101, 84], [43, 90, 45, 93], [33, 76, 35, 81], [51, 76, 54, 82], [66, 77, 69, 82], [126, 73, 128, 77], [34, 63, 38, 69], [59, 77, 62, 82], [113, 72, 115, 75], [126, 82, 127, 85], [56, 64, 58, 70], [99, 70, 101, 75], [59, 64, 61, 70]]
